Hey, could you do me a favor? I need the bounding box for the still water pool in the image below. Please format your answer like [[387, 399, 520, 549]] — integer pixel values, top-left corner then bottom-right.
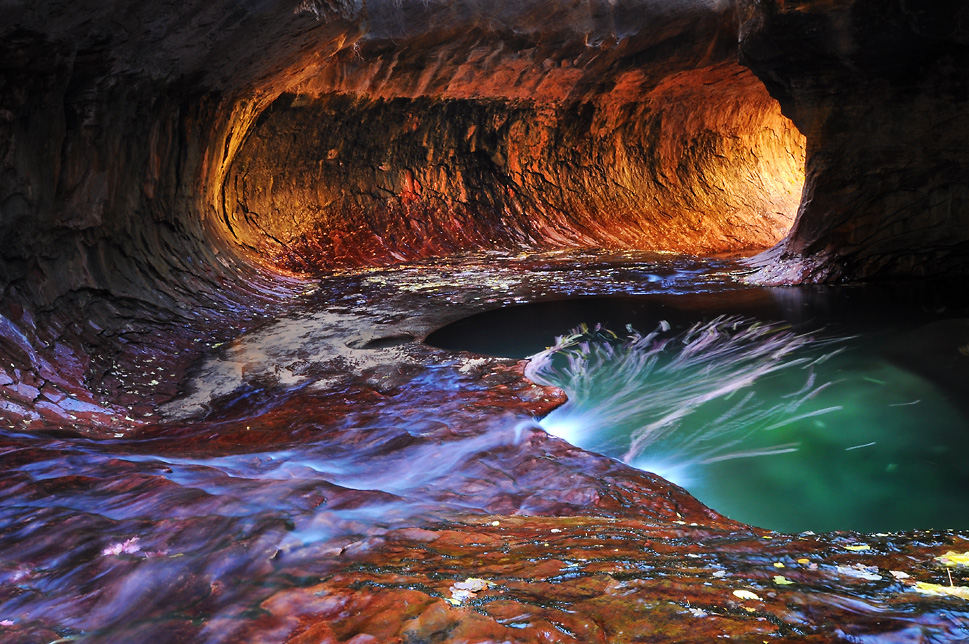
[[427, 284, 969, 533]]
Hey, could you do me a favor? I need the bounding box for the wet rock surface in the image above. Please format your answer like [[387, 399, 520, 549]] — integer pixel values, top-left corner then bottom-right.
[[1, 252, 968, 642], [261, 518, 969, 644], [1, 0, 969, 641]]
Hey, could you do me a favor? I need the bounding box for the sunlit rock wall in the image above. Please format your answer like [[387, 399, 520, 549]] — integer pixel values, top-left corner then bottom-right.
[[740, 0, 969, 282], [218, 0, 804, 271], [0, 0, 809, 428], [225, 66, 802, 271]]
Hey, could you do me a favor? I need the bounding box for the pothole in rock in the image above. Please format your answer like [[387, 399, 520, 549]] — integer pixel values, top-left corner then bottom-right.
[[427, 279, 969, 533]]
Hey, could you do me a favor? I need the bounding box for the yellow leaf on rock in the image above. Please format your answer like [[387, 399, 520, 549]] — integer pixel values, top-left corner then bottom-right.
[[733, 590, 761, 601], [914, 582, 969, 600], [773, 575, 795, 586], [452, 578, 492, 592], [936, 552, 969, 567], [844, 544, 871, 551]]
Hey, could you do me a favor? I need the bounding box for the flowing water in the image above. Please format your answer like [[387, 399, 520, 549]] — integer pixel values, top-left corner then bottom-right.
[[428, 277, 969, 534], [2, 250, 968, 641]]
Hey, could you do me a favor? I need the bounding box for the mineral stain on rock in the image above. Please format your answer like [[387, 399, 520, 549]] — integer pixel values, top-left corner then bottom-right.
[[1, 0, 969, 642]]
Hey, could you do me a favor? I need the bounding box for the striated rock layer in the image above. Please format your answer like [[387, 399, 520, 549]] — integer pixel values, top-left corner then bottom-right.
[[227, 65, 801, 271], [1, 1, 968, 641]]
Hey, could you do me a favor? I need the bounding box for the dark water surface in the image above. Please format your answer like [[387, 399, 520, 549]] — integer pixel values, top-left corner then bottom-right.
[[428, 281, 969, 533]]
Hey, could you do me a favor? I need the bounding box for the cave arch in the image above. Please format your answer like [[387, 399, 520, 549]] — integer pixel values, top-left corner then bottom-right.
[[219, 61, 805, 272], [207, 0, 808, 273]]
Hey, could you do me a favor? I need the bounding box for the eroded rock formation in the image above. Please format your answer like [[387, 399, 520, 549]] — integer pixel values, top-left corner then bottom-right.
[[0, 0, 812, 425], [222, 8, 803, 271], [1, 1, 969, 642], [740, 0, 969, 282]]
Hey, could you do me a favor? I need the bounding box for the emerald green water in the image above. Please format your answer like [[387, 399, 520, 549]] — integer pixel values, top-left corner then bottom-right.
[[428, 284, 969, 533], [630, 327, 969, 533]]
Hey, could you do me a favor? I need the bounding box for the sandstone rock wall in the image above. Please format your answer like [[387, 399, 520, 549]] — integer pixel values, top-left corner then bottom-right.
[[2, 0, 967, 426], [224, 66, 802, 271], [740, 0, 969, 282]]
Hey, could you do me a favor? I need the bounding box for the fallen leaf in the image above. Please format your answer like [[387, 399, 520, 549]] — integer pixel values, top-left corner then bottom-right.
[[836, 564, 882, 581], [773, 562, 785, 568], [844, 544, 870, 552], [797, 558, 810, 565], [936, 552, 969, 567], [102, 537, 140, 556], [773, 575, 795, 586], [447, 577, 494, 605], [452, 578, 491, 592], [733, 590, 761, 601], [449, 589, 475, 603], [890, 570, 911, 580], [914, 582, 969, 600]]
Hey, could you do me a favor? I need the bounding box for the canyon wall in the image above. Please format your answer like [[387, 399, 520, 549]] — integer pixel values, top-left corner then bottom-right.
[[740, 0, 969, 282], [0, 0, 967, 427], [213, 0, 804, 271], [225, 67, 801, 271]]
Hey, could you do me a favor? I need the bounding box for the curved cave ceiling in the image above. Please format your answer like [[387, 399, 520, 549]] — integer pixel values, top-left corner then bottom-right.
[[0, 0, 968, 423], [219, 33, 804, 271], [4, 2, 969, 640]]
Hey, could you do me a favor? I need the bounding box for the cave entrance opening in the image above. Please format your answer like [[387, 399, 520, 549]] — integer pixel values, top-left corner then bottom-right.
[[426, 256, 969, 533]]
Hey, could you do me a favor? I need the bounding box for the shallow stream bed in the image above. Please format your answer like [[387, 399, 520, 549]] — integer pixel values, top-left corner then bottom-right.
[[1, 251, 968, 643]]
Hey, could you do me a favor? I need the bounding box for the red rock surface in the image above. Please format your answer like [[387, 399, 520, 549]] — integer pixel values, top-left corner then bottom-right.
[[1, 1, 969, 642]]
